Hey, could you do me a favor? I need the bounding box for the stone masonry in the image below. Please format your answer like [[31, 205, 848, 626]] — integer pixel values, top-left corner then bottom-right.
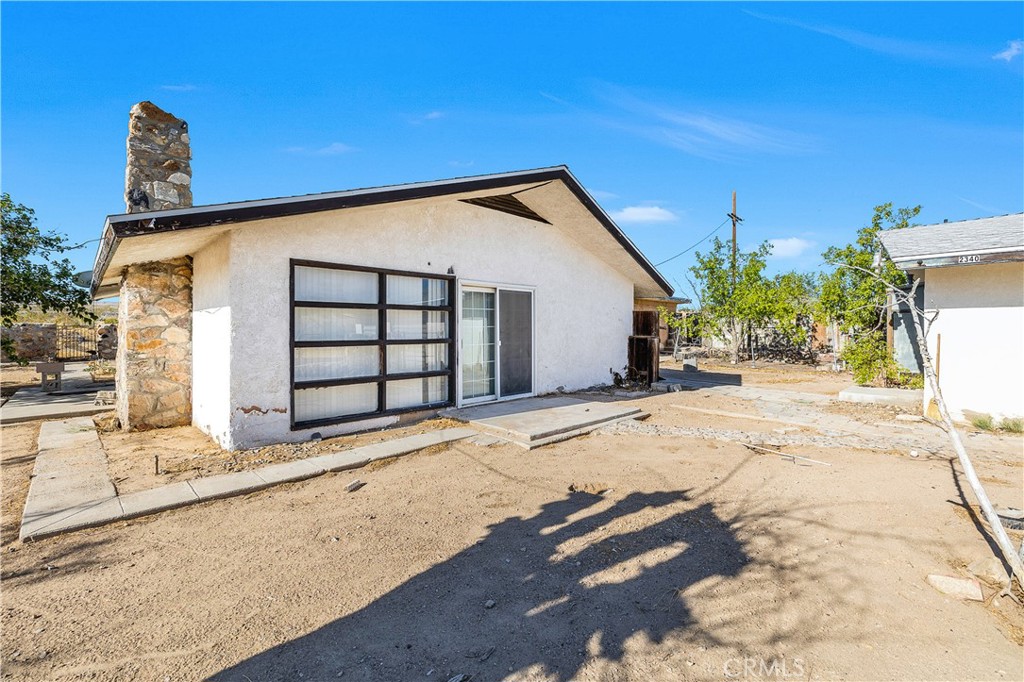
[[116, 258, 193, 429], [1, 324, 58, 362], [116, 101, 194, 430], [124, 102, 192, 212]]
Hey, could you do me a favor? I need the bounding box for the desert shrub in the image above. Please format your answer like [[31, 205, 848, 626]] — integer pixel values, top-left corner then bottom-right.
[[999, 417, 1023, 434], [970, 414, 995, 431]]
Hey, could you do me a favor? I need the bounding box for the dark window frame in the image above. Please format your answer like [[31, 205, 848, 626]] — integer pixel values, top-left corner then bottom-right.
[[290, 258, 456, 430]]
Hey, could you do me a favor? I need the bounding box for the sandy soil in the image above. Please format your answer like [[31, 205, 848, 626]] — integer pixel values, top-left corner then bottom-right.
[[0, 423, 39, 546], [97, 415, 468, 495], [669, 356, 854, 395], [2, 379, 1022, 681], [0, 366, 38, 400]]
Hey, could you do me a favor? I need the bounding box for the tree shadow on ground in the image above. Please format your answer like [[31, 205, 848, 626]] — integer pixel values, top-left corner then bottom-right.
[[213, 490, 749, 681]]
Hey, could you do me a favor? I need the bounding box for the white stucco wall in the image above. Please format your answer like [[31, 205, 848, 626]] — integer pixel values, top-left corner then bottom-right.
[[192, 197, 635, 449], [921, 261, 1024, 422], [191, 233, 233, 446]]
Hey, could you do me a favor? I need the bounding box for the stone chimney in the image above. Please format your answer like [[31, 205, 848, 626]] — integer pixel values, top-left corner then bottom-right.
[[125, 101, 192, 213], [116, 102, 194, 431]]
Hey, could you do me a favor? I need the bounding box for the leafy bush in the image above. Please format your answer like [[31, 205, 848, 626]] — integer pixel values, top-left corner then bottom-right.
[[999, 417, 1023, 434], [842, 332, 893, 386], [841, 331, 924, 389]]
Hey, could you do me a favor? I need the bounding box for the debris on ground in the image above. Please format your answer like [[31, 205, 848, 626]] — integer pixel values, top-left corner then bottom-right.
[[968, 556, 1011, 588], [927, 574, 985, 601], [345, 480, 365, 493], [568, 483, 610, 495]]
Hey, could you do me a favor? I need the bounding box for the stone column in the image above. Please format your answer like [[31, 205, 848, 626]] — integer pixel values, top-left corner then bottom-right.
[[116, 102, 195, 430], [116, 258, 193, 429]]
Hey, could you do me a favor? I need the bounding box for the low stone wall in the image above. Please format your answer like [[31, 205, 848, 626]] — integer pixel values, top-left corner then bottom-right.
[[1, 323, 120, 363], [1, 324, 58, 362]]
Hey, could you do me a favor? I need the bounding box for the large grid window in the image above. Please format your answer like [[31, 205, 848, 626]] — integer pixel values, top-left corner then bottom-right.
[[290, 260, 455, 429]]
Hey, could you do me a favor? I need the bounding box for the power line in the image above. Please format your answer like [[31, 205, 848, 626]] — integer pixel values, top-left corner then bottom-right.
[[654, 218, 730, 267]]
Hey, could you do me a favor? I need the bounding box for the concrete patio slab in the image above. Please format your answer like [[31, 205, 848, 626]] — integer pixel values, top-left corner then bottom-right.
[[1, 363, 114, 424], [838, 385, 922, 409], [187, 471, 272, 501], [119, 481, 199, 518], [443, 398, 645, 448]]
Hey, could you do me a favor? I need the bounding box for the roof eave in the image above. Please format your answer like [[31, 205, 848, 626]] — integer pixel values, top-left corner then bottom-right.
[[91, 166, 674, 298]]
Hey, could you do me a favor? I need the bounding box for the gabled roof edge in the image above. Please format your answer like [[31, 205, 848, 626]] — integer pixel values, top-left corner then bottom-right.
[[91, 166, 673, 298]]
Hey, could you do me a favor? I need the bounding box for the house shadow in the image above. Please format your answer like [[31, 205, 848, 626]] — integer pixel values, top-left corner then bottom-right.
[[212, 490, 749, 681]]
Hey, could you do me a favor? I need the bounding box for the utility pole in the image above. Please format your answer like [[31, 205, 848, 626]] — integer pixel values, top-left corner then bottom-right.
[[727, 191, 744, 363], [727, 191, 743, 290]]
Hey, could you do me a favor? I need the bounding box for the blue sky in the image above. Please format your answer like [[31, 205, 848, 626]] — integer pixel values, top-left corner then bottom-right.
[[2, 2, 1022, 299]]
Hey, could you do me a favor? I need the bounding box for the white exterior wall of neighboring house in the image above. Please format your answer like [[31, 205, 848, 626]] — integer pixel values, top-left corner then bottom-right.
[[922, 261, 1024, 422], [191, 196, 634, 450]]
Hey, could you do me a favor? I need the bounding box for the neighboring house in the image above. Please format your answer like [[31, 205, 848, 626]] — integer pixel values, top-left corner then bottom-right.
[[878, 213, 1024, 422], [91, 103, 672, 450]]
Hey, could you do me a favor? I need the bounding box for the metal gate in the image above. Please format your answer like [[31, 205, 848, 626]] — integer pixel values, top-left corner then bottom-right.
[[56, 326, 99, 361]]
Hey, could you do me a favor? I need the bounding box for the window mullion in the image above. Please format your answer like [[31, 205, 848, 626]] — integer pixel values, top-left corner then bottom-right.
[[378, 271, 387, 413]]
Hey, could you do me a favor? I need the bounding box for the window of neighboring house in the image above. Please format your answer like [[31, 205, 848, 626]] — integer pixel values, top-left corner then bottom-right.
[[290, 260, 455, 429]]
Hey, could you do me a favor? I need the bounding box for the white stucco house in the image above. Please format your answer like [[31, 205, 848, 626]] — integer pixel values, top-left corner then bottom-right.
[[91, 165, 674, 450], [878, 213, 1024, 423]]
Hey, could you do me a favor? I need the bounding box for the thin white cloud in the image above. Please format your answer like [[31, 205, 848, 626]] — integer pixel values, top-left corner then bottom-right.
[[611, 206, 678, 224], [745, 10, 972, 65], [285, 142, 356, 156], [314, 142, 354, 156], [956, 196, 1003, 215], [993, 40, 1023, 62], [410, 111, 445, 125], [768, 237, 815, 259], [594, 84, 815, 161], [448, 160, 474, 168], [589, 189, 619, 201], [160, 84, 197, 92]]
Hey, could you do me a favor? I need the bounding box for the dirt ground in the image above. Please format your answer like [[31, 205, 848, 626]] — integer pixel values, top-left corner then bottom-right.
[[2, 366, 1023, 681], [0, 423, 40, 547], [675, 357, 853, 395], [0, 366, 38, 400], [96, 415, 466, 495]]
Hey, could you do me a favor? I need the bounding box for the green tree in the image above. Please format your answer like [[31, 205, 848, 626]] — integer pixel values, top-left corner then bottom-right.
[[768, 271, 818, 346], [689, 237, 773, 362], [819, 202, 920, 384], [1, 193, 93, 361]]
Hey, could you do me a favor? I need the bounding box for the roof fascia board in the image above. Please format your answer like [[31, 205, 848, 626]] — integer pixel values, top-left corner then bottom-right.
[[890, 250, 1024, 270], [887, 243, 1024, 263], [92, 165, 674, 298]]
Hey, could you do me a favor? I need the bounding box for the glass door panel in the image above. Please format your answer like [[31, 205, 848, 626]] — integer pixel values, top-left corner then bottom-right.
[[461, 289, 496, 400]]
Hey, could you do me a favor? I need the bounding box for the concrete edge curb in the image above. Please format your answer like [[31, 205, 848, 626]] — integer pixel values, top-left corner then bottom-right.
[[21, 427, 479, 540]]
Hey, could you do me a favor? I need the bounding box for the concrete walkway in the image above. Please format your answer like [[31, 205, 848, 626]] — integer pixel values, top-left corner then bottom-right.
[[442, 396, 647, 448], [657, 371, 835, 405], [1, 362, 114, 424], [20, 418, 477, 540], [838, 385, 923, 409]]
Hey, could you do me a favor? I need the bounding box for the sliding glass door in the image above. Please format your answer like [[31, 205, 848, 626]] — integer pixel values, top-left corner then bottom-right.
[[460, 286, 533, 403]]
